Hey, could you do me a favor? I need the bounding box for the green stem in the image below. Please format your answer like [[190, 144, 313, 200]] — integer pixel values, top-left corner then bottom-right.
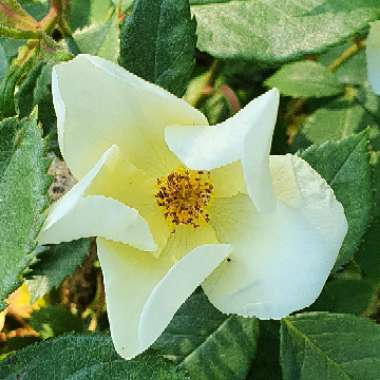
[[14, 40, 39, 66], [50, 0, 81, 55], [0, 24, 41, 39], [327, 39, 366, 72]]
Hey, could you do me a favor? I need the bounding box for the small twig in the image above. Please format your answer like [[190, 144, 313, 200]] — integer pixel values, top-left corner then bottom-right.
[[192, 60, 221, 108], [328, 39, 366, 72], [0, 24, 41, 39], [284, 98, 306, 122], [82, 272, 105, 332], [14, 40, 39, 66], [362, 284, 380, 319], [219, 84, 241, 114], [0, 1, 38, 31], [285, 39, 366, 125], [37, 3, 59, 33]]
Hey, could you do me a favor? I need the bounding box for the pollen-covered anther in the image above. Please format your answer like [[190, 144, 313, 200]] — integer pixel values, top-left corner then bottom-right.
[[155, 168, 214, 228]]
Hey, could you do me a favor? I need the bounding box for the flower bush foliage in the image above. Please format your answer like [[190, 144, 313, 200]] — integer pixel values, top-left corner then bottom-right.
[[0, 0, 380, 379]]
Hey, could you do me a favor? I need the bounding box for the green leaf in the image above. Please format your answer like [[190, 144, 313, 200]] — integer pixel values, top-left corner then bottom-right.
[[320, 43, 367, 85], [16, 60, 44, 117], [0, 336, 40, 357], [16, 59, 57, 133], [19, 0, 49, 21], [356, 82, 380, 117], [0, 61, 31, 117], [33, 62, 56, 131], [266, 61, 344, 98], [90, 0, 115, 23], [0, 334, 189, 380], [0, 115, 50, 310], [112, 0, 133, 12], [67, 0, 91, 31], [0, 37, 24, 59], [300, 132, 372, 269], [0, 38, 24, 83], [302, 98, 372, 144], [119, 0, 197, 97], [29, 239, 91, 291], [153, 290, 259, 380], [356, 160, 380, 284], [311, 278, 374, 314], [0, 43, 9, 81], [191, 0, 380, 62], [67, 0, 116, 29], [0, 116, 19, 177], [248, 321, 282, 380], [357, 220, 380, 283], [74, 15, 119, 62], [29, 305, 83, 339], [281, 313, 380, 380], [190, 0, 231, 4]]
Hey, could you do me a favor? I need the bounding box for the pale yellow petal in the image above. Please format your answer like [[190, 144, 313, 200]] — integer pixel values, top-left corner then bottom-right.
[[241, 90, 279, 211], [85, 148, 170, 252], [97, 224, 221, 359], [42, 145, 119, 231], [165, 89, 280, 211], [138, 243, 231, 351], [39, 196, 156, 251], [270, 154, 348, 250], [39, 145, 156, 251], [52, 54, 208, 179], [210, 161, 246, 198], [203, 156, 347, 319], [97, 239, 170, 360]]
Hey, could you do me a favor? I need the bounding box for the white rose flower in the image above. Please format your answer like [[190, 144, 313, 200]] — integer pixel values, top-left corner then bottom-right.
[[39, 54, 347, 360]]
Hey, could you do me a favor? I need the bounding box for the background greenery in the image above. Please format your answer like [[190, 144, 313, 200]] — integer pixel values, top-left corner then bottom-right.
[[0, 0, 380, 379]]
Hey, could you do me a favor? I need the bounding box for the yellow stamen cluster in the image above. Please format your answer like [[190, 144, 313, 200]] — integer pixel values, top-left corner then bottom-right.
[[155, 168, 214, 228]]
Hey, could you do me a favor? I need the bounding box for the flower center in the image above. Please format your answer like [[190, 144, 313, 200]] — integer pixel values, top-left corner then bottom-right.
[[155, 168, 214, 228]]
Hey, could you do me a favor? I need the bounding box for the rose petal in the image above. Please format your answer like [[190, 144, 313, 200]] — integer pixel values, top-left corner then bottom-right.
[[39, 145, 156, 251], [203, 155, 347, 319], [97, 225, 227, 359], [165, 89, 280, 211], [42, 145, 119, 231], [52, 54, 208, 179], [39, 196, 156, 251], [138, 243, 231, 351]]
